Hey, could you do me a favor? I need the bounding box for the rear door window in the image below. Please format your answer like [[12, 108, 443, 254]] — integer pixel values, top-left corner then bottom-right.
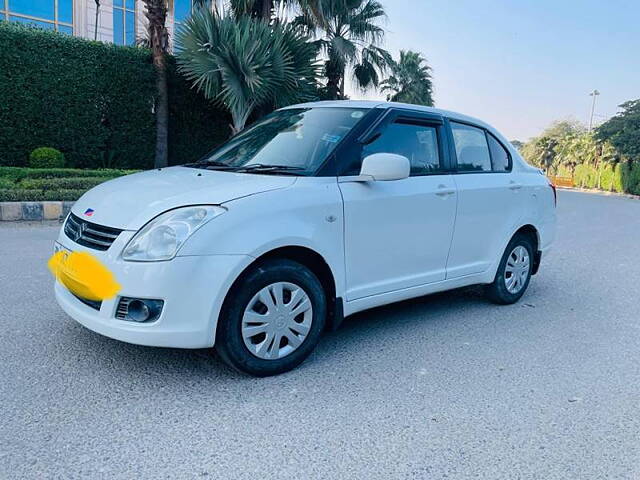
[[450, 122, 492, 172]]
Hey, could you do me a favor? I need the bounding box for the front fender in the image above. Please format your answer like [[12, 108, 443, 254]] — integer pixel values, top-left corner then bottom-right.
[[178, 178, 346, 296]]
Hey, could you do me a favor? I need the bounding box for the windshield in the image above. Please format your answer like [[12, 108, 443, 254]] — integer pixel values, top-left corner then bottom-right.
[[187, 107, 370, 175]]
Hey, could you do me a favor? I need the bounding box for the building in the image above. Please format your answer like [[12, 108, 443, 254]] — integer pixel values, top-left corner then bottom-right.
[[0, 0, 211, 46]]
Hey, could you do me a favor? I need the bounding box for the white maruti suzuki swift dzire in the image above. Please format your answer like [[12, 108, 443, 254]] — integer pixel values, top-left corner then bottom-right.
[[54, 100, 556, 376]]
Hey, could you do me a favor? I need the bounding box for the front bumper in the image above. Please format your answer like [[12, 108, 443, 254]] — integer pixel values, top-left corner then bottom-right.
[[54, 231, 252, 349]]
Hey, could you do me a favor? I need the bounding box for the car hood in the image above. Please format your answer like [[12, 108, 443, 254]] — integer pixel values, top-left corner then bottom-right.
[[71, 166, 296, 230]]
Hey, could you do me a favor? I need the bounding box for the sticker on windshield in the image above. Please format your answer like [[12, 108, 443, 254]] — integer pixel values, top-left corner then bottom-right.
[[322, 133, 342, 143], [351, 111, 364, 119]]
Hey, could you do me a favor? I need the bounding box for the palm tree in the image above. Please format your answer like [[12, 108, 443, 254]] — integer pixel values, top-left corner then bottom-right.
[[295, 0, 391, 99], [176, 8, 320, 134], [228, 0, 325, 23], [142, 0, 170, 168], [381, 50, 434, 106]]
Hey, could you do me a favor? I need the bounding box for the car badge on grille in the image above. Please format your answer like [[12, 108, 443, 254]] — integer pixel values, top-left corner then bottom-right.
[[84, 208, 94, 217], [73, 222, 86, 242]]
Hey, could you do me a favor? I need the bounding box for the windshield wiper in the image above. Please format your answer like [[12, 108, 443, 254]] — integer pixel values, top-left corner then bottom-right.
[[184, 160, 239, 171], [234, 164, 306, 175]]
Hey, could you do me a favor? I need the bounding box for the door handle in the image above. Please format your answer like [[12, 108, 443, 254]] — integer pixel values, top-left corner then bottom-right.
[[436, 185, 455, 196], [509, 181, 522, 191]]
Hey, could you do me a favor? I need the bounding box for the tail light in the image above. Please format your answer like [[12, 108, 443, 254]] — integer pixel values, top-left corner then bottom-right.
[[549, 181, 557, 206]]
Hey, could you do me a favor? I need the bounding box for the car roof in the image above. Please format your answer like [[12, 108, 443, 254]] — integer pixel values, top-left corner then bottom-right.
[[281, 100, 493, 131]]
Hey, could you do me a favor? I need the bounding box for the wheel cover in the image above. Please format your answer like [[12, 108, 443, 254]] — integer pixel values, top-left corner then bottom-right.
[[241, 282, 313, 360], [504, 245, 531, 294]]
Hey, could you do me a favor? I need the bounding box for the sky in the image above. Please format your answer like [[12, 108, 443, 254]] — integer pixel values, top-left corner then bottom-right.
[[346, 0, 640, 141]]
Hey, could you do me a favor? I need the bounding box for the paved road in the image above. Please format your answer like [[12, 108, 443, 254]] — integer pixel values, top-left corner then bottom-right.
[[1, 190, 639, 479]]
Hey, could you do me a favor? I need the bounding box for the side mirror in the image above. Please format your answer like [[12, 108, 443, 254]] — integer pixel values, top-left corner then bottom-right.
[[359, 153, 410, 181]]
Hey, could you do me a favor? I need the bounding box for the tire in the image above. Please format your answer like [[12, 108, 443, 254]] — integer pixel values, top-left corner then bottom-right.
[[485, 233, 535, 305], [215, 259, 326, 376]]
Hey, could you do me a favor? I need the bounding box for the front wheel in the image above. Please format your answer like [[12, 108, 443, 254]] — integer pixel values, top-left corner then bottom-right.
[[215, 259, 326, 376], [485, 234, 534, 305]]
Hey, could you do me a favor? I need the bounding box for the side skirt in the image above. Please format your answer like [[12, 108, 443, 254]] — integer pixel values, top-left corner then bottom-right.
[[343, 272, 490, 318]]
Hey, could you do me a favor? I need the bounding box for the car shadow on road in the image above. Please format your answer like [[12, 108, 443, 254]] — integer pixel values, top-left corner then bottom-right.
[[57, 285, 494, 382]]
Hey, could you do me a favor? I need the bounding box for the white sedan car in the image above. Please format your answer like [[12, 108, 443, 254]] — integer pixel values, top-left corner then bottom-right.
[[54, 101, 556, 376]]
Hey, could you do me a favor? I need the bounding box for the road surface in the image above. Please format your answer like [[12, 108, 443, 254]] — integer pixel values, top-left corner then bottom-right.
[[1, 190, 639, 479]]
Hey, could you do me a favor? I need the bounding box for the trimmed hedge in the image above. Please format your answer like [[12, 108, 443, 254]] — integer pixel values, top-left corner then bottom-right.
[[0, 167, 136, 181], [167, 57, 232, 165], [0, 22, 230, 169], [0, 178, 14, 189], [19, 177, 112, 190], [0, 166, 136, 201], [571, 161, 640, 195], [0, 188, 87, 201]]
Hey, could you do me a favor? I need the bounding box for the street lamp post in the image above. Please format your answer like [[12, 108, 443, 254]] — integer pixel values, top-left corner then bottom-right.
[[588, 89, 600, 132]]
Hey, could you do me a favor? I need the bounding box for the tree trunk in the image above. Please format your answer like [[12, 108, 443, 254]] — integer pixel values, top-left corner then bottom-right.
[[261, 0, 272, 20], [325, 59, 342, 100], [144, 0, 169, 168], [251, 0, 272, 20], [326, 76, 340, 99], [230, 105, 252, 135], [154, 55, 169, 168]]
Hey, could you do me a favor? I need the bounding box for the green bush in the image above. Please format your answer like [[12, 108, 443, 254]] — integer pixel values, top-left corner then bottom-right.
[[629, 163, 640, 195], [563, 161, 640, 195], [0, 188, 86, 202], [29, 147, 65, 168], [555, 165, 572, 178], [598, 164, 614, 191], [0, 167, 137, 182], [0, 178, 15, 189], [19, 177, 113, 190], [0, 23, 230, 169], [574, 164, 598, 188], [612, 163, 625, 193]]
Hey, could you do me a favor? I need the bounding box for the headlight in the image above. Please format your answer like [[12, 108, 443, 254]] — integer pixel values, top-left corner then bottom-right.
[[122, 206, 226, 262]]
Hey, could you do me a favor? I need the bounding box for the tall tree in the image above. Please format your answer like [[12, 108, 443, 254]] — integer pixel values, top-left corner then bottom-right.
[[295, 0, 391, 99], [143, 0, 169, 168], [229, 0, 325, 23], [510, 140, 524, 151], [596, 99, 640, 161], [380, 50, 433, 106], [176, 9, 320, 133]]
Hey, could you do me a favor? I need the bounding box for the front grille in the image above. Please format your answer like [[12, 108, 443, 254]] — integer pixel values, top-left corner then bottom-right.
[[72, 293, 102, 311], [64, 213, 123, 251]]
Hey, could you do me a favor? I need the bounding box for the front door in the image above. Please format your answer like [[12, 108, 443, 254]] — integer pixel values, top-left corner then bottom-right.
[[338, 111, 457, 301]]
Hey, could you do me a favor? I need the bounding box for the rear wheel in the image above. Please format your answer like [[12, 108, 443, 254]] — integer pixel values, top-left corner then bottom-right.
[[216, 259, 326, 376], [486, 234, 534, 305]]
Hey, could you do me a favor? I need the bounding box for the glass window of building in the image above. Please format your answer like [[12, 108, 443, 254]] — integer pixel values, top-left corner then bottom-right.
[[174, 0, 210, 31], [113, 0, 135, 46], [1, 0, 74, 34]]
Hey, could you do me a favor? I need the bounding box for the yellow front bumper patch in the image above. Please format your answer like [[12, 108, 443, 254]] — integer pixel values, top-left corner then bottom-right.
[[48, 250, 121, 301]]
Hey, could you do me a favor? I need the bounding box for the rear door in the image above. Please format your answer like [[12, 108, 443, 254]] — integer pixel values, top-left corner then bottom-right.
[[338, 109, 458, 300], [445, 120, 524, 278]]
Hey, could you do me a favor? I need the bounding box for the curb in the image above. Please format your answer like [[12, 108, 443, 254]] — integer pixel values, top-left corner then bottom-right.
[[0, 201, 74, 222], [557, 186, 640, 200]]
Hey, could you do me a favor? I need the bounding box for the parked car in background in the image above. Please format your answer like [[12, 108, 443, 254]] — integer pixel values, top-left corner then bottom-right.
[[53, 101, 557, 376]]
